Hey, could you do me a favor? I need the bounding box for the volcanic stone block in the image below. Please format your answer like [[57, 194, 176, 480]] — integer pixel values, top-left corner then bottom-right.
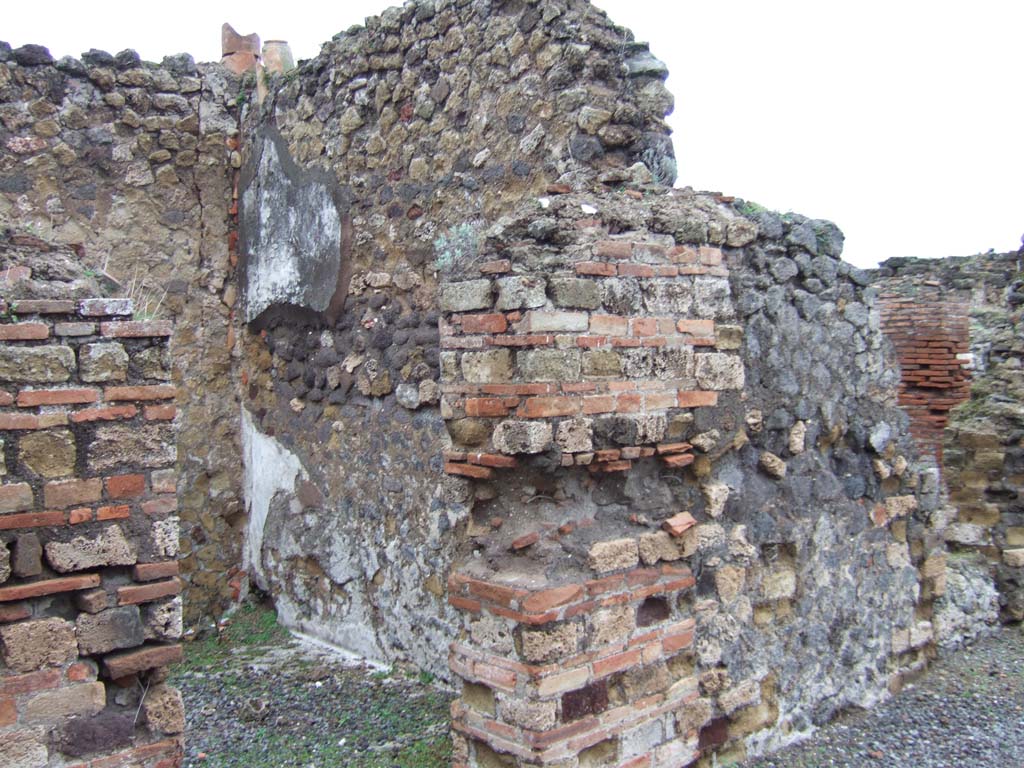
[[556, 418, 593, 453], [694, 352, 744, 390], [45, 525, 137, 573], [638, 531, 681, 565], [76, 606, 145, 655], [0, 617, 77, 672], [588, 539, 640, 573], [78, 343, 129, 382], [440, 280, 493, 312], [88, 423, 176, 472], [18, 430, 76, 478], [24, 682, 106, 723], [144, 597, 184, 641], [550, 278, 602, 309], [495, 276, 546, 310], [521, 622, 580, 663], [0, 347, 75, 383], [0, 482, 34, 513], [141, 684, 185, 734], [582, 350, 622, 377], [518, 349, 581, 381], [492, 420, 552, 455], [461, 349, 513, 384]]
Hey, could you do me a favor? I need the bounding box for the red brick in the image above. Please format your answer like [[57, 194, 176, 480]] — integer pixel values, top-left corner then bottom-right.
[[467, 453, 517, 468], [0, 510, 65, 530], [482, 383, 556, 395], [71, 405, 138, 423], [590, 315, 628, 336], [142, 496, 178, 516], [478, 259, 512, 275], [465, 397, 514, 417], [616, 393, 642, 412], [663, 512, 697, 536], [0, 391, 11, 406], [653, 266, 679, 277], [0, 413, 44, 430], [0, 573, 100, 602], [611, 337, 642, 348], [631, 318, 659, 336], [104, 385, 176, 402], [96, 505, 131, 521], [487, 334, 554, 347], [677, 390, 719, 408], [575, 261, 617, 277], [0, 668, 61, 695], [0, 322, 49, 340], [0, 696, 15, 726], [10, 299, 75, 314], [645, 392, 677, 410], [0, 602, 31, 622], [656, 442, 692, 455], [512, 531, 541, 550], [521, 585, 583, 613], [607, 381, 637, 392], [44, 478, 102, 509], [460, 313, 508, 334], [698, 246, 723, 265], [677, 319, 715, 336], [132, 561, 181, 582], [66, 662, 95, 682], [449, 595, 482, 613], [519, 396, 579, 418], [69, 507, 94, 524], [466, 579, 528, 607], [54, 322, 96, 336], [144, 404, 177, 420], [583, 396, 616, 415], [117, 578, 182, 606], [17, 387, 100, 407], [102, 644, 183, 678], [589, 460, 632, 473], [593, 648, 642, 678], [100, 320, 173, 338], [670, 245, 698, 264], [618, 264, 654, 278], [576, 335, 608, 349], [444, 462, 494, 480], [662, 453, 695, 468], [105, 474, 146, 499], [663, 629, 695, 654], [473, 662, 517, 691]]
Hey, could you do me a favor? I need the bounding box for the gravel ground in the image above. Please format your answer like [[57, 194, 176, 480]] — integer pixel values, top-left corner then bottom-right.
[[170, 602, 453, 768], [741, 625, 1024, 768], [173, 602, 1022, 768]]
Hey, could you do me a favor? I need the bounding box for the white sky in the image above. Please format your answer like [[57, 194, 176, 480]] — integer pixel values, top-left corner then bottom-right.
[[4, 1, 1022, 267]]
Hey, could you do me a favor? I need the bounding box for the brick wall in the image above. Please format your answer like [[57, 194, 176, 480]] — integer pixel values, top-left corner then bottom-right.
[[0, 253, 184, 767], [878, 288, 971, 463]]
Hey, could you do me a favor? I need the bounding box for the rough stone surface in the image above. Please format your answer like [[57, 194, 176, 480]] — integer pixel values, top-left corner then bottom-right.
[[0, 617, 77, 672], [44, 525, 136, 572]]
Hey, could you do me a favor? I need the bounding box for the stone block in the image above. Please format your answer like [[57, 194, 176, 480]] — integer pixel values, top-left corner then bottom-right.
[[759, 451, 786, 479], [0, 728, 48, 768], [1004, 549, 1024, 568], [524, 311, 589, 332], [0, 347, 75, 383], [10, 536, 41, 577], [79, 343, 129, 383], [885, 495, 917, 519], [151, 517, 180, 558], [518, 349, 581, 381], [24, 682, 105, 723], [719, 679, 761, 715], [0, 482, 34, 513], [43, 477, 102, 508], [59, 710, 134, 758], [638, 531, 681, 565], [88, 423, 176, 472], [76, 606, 145, 655], [495, 276, 546, 310], [448, 418, 493, 446], [45, 525, 136, 573], [715, 566, 746, 603], [761, 566, 796, 601], [501, 697, 557, 730], [135, 346, 172, 380], [521, 622, 580, 663], [550, 278, 602, 309], [144, 597, 184, 641], [102, 643, 183, 678], [492, 420, 552, 454], [590, 605, 635, 647], [0, 542, 8, 583], [18, 429, 76, 479], [440, 280, 493, 312], [0, 618, 77, 672], [582, 350, 622, 377], [695, 352, 745, 390], [142, 684, 185, 734], [588, 538, 639, 573], [555, 418, 593, 453], [461, 349, 513, 383], [701, 482, 729, 518]]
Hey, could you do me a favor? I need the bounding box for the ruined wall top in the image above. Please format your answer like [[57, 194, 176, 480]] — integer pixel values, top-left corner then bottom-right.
[[240, 0, 677, 321]]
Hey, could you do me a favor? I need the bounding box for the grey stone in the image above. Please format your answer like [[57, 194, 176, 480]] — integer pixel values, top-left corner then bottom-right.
[[549, 278, 601, 309], [0, 347, 75, 383], [518, 349, 581, 381], [76, 607, 144, 655], [462, 350, 513, 383], [492, 420, 552, 454], [440, 280, 493, 312], [11, 533, 42, 577], [695, 353, 744, 390], [495, 276, 546, 310]]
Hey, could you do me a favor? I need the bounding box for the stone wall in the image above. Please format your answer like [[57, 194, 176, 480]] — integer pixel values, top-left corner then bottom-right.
[[0, 234, 183, 768], [237, 0, 678, 675], [0, 42, 243, 625], [440, 190, 946, 767], [877, 249, 1024, 623]]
